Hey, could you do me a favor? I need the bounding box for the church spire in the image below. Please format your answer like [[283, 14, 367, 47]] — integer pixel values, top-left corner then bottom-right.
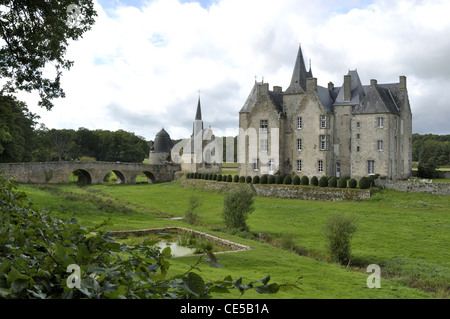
[[285, 44, 309, 94], [195, 94, 202, 120]]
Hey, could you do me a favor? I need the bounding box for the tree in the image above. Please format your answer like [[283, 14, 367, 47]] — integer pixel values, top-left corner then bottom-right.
[[0, 94, 38, 162], [184, 195, 201, 225], [323, 214, 357, 265], [0, 0, 97, 110], [222, 186, 255, 231]]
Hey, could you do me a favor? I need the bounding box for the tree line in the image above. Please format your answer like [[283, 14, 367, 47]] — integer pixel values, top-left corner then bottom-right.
[[0, 95, 149, 163], [412, 133, 450, 178]]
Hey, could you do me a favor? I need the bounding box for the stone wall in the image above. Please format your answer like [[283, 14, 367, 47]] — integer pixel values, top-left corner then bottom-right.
[[374, 179, 450, 196], [180, 178, 371, 201]]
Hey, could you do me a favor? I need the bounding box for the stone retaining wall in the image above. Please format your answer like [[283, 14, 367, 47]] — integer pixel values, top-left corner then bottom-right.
[[375, 179, 450, 195], [180, 179, 371, 201]]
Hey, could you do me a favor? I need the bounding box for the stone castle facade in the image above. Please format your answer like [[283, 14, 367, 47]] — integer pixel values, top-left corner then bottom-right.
[[238, 45, 412, 180]]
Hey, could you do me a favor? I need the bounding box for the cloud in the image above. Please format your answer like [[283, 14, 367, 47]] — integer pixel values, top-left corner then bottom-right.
[[18, 0, 450, 140]]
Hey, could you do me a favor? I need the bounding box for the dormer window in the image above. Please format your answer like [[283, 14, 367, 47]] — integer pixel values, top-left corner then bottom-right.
[[320, 115, 329, 129], [260, 120, 268, 132]]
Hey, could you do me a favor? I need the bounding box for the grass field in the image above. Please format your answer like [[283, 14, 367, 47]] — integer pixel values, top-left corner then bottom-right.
[[18, 180, 449, 299]]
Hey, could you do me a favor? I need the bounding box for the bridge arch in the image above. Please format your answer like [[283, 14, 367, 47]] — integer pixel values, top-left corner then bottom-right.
[[142, 171, 156, 184], [103, 170, 126, 184], [69, 169, 92, 185]]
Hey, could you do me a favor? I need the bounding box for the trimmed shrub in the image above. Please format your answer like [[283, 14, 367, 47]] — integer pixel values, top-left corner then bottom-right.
[[213, 174, 217, 180], [226, 175, 232, 182], [348, 178, 357, 188], [368, 174, 380, 187], [260, 174, 268, 184], [311, 176, 318, 186], [275, 175, 284, 184], [300, 176, 309, 186], [253, 175, 260, 184], [233, 175, 239, 182], [328, 177, 337, 188], [337, 177, 347, 188], [292, 175, 300, 185], [239, 176, 246, 183], [319, 176, 328, 187], [245, 176, 252, 184], [283, 175, 292, 185], [359, 177, 370, 189], [216, 174, 222, 182], [268, 175, 276, 184]]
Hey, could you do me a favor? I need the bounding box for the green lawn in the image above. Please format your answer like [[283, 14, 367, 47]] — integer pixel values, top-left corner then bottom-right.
[[18, 181, 449, 298]]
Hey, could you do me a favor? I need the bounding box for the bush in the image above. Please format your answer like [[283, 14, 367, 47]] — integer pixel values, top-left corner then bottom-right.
[[260, 174, 268, 184], [283, 175, 292, 185], [239, 176, 246, 183], [300, 176, 309, 186], [318, 176, 328, 187], [216, 174, 223, 182], [245, 176, 252, 184], [292, 175, 300, 185], [226, 175, 232, 182], [418, 159, 439, 178], [323, 214, 357, 265], [253, 175, 260, 184], [311, 176, 318, 186], [233, 175, 239, 182], [275, 175, 284, 184], [184, 195, 201, 225], [222, 185, 255, 231], [213, 174, 217, 180], [368, 174, 380, 187], [337, 177, 347, 188], [328, 177, 337, 188], [359, 177, 370, 189], [348, 178, 357, 188]]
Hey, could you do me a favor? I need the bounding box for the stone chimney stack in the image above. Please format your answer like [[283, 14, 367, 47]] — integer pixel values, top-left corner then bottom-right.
[[328, 82, 334, 91], [399, 76, 407, 91], [273, 86, 283, 93], [306, 78, 317, 92], [371, 79, 377, 86], [344, 75, 351, 102]]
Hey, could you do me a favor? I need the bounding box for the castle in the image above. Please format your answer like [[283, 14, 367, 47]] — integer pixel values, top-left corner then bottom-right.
[[238, 45, 412, 180]]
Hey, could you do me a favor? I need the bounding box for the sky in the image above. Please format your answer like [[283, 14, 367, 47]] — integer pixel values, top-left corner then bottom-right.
[[16, 0, 450, 140]]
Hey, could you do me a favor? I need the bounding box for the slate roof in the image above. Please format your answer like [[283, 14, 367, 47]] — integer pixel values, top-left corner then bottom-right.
[[285, 44, 310, 94], [151, 128, 174, 153], [333, 70, 366, 105]]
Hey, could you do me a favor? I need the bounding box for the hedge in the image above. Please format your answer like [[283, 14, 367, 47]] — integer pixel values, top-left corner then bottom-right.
[[319, 176, 328, 187], [292, 175, 300, 185], [300, 176, 309, 186], [311, 176, 318, 186]]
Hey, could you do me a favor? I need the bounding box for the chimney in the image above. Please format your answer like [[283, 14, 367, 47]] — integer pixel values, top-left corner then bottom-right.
[[399, 76, 407, 91], [328, 82, 334, 91], [257, 82, 269, 96], [273, 86, 282, 93], [344, 75, 351, 102], [370, 79, 377, 86], [306, 78, 317, 92]]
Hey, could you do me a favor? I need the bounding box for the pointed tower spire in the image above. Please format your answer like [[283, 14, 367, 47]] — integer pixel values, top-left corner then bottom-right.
[[285, 44, 309, 94], [195, 94, 202, 120]]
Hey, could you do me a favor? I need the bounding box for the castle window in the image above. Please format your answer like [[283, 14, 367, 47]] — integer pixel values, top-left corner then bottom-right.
[[356, 133, 360, 140], [260, 120, 268, 132], [357, 122, 361, 128], [319, 135, 329, 151], [377, 117, 384, 128], [297, 139, 302, 151], [318, 160, 323, 173], [368, 160, 375, 175], [269, 159, 275, 173], [297, 117, 302, 129], [320, 115, 329, 129], [253, 159, 259, 171], [377, 140, 383, 151], [260, 139, 268, 152], [297, 160, 302, 172], [357, 146, 360, 152]]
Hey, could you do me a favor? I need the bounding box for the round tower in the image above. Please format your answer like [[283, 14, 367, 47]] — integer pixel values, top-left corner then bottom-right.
[[149, 128, 174, 165]]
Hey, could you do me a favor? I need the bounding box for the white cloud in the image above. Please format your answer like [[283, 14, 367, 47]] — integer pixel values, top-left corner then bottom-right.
[[18, 0, 450, 140]]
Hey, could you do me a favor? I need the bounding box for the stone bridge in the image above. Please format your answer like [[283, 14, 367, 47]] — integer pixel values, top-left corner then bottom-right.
[[0, 161, 181, 185]]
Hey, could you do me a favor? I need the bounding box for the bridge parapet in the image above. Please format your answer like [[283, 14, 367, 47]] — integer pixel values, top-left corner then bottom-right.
[[0, 161, 180, 184]]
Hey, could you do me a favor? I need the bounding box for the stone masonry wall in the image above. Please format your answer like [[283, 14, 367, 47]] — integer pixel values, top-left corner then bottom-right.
[[180, 178, 371, 201], [375, 179, 450, 196]]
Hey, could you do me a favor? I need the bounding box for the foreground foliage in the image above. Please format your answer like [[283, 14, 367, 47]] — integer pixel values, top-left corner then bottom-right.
[[0, 175, 299, 299]]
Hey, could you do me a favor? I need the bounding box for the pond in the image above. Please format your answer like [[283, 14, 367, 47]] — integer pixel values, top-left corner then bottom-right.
[[155, 241, 197, 257]]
